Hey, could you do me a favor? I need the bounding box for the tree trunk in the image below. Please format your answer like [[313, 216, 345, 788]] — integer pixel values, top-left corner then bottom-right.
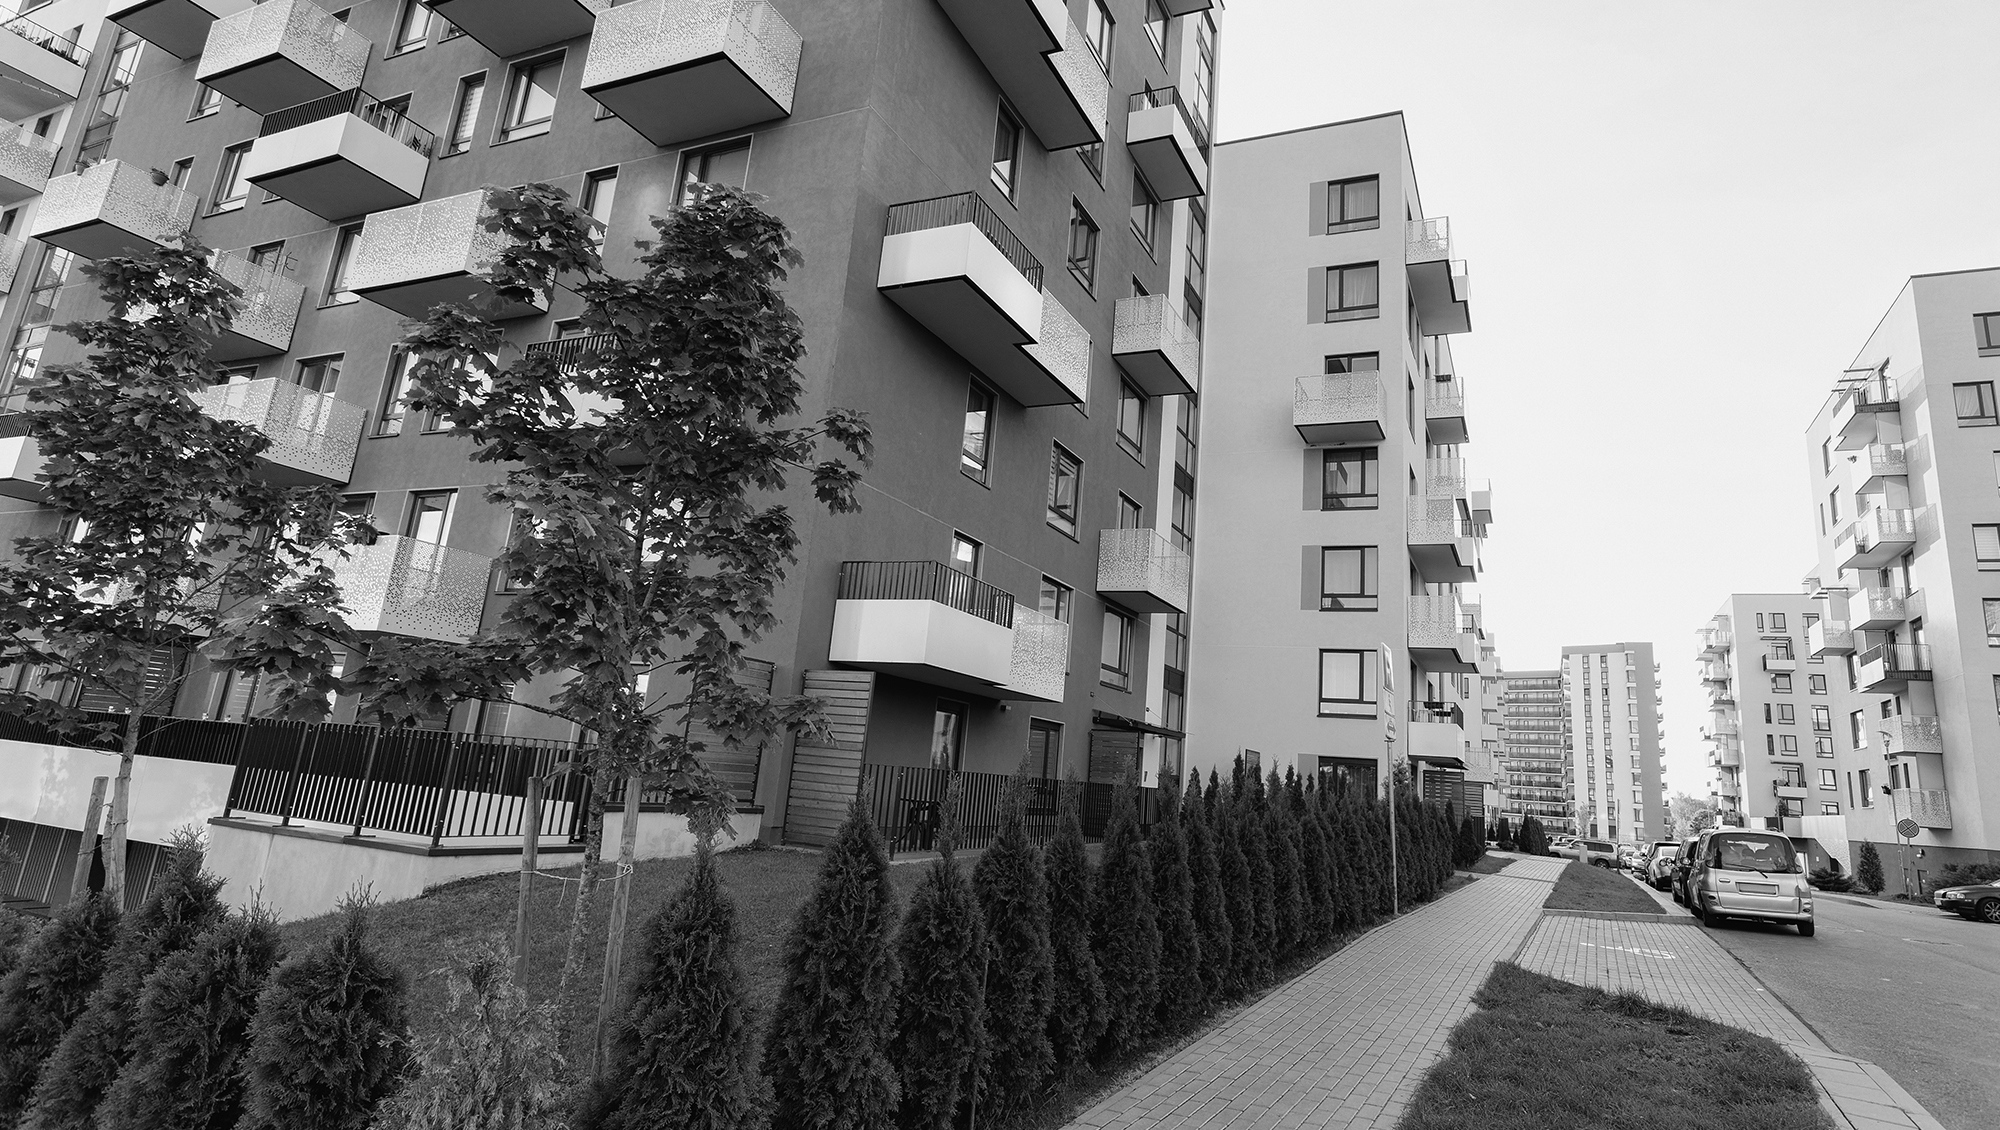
[[102, 711, 143, 905], [556, 758, 612, 1011], [591, 773, 643, 1075]]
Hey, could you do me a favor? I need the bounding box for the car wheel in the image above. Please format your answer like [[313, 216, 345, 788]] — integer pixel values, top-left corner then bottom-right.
[[1980, 899, 2000, 925], [1798, 921, 1815, 938], [1699, 897, 1723, 928]]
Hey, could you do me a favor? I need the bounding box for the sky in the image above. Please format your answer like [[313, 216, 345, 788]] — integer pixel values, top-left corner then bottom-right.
[[1212, 0, 2000, 798]]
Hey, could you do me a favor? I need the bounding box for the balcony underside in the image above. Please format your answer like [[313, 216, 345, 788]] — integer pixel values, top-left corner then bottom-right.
[[199, 56, 346, 118], [1411, 641, 1478, 674], [1098, 585, 1181, 616], [1407, 257, 1470, 335], [355, 273, 547, 322], [1859, 665, 1929, 695], [1853, 605, 1910, 631], [0, 435, 45, 503], [878, 228, 1079, 407], [110, 0, 254, 59], [1112, 341, 1195, 398], [1833, 402, 1894, 450], [34, 216, 168, 262], [936, 0, 1102, 150], [1126, 113, 1204, 201], [1296, 418, 1382, 445], [427, 0, 602, 59], [1839, 536, 1916, 572], [830, 598, 1014, 699], [1410, 541, 1476, 584], [0, 39, 84, 121], [246, 117, 429, 221], [212, 323, 293, 363], [1161, 0, 1213, 13], [589, 55, 790, 148], [1427, 406, 1468, 445]]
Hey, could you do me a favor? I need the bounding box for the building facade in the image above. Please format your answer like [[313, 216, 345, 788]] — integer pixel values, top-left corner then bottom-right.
[[1184, 111, 1490, 815], [1698, 596, 1833, 840], [1496, 669, 1570, 834], [1559, 643, 1666, 845]]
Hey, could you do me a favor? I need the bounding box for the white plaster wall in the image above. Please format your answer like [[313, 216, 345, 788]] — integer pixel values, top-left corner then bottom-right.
[[0, 738, 234, 842]]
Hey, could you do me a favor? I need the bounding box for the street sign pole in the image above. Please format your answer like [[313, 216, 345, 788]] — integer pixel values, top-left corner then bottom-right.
[[1381, 644, 1398, 917]]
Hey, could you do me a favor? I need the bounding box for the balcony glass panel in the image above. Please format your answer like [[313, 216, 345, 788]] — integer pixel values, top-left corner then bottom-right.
[[196, 0, 370, 116], [1096, 528, 1190, 615], [583, 0, 801, 147], [192, 377, 362, 485], [210, 251, 306, 360], [1110, 294, 1198, 397], [30, 159, 197, 261], [330, 536, 492, 643]]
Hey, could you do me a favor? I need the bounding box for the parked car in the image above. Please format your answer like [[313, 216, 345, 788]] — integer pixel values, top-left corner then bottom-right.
[[1644, 843, 1681, 890], [1934, 877, 2000, 923], [1683, 828, 1815, 936], [1561, 838, 1619, 868], [1669, 835, 1702, 904]]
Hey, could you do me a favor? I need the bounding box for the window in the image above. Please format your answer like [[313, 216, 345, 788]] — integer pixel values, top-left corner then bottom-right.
[[949, 532, 982, 578], [1317, 649, 1376, 715], [1130, 173, 1160, 253], [1771, 612, 1787, 631], [1978, 312, 2000, 351], [1318, 547, 1378, 611], [404, 490, 456, 544], [1076, 141, 1104, 183], [676, 139, 751, 207], [75, 31, 140, 170], [961, 381, 994, 484], [1771, 673, 1792, 693], [1850, 710, 1866, 748], [1955, 381, 1998, 425], [1083, 0, 1112, 67], [248, 241, 286, 271], [1775, 704, 1794, 724], [1818, 769, 1838, 790], [501, 54, 562, 141], [1116, 383, 1144, 458], [1028, 719, 1062, 779], [445, 73, 485, 156], [1809, 674, 1827, 694], [376, 351, 411, 435], [1977, 525, 2000, 569], [1185, 200, 1207, 297], [1047, 444, 1081, 536], [1325, 176, 1380, 233], [190, 82, 222, 119], [1826, 489, 1839, 525], [1821, 439, 1832, 475], [1812, 705, 1831, 732], [930, 700, 968, 770], [1820, 803, 1840, 815], [1756, 613, 1765, 632], [1815, 736, 1833, 757], [1321, 262, 1380, 321], [1038, 577, 1072, 623], [583, 167, 617, 247], [1778, 764, 1806, 787], [1170, 480, 1193, 552], [324, 224, 362, 305], [1323, 352, 1379, 374], [1320, 447, 1379, 510], [1117, 493, 1143, 530], [1100, 610, 1132, 690], [212, 141, 252, 210], [1770, 638, 1793, 660], [295, 354, 340, 394], [1067, 202, 1099, 290], [390, 0, 431, 52], [1780, 735, 1798, 754], [1858, 768, 1873, 806], [1143, 0, 1167, 55], [1192, 15, 1214, 135], [990, 102, 1023, 197]]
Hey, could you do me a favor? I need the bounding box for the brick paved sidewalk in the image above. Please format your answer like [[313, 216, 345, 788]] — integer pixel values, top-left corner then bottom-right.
[[1065, 857, 1557, 1130]]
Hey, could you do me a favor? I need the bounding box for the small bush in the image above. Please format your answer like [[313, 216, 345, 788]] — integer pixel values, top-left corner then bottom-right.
[[1934, 861, 2000, 890], [0, 893, 122, 1122], [1091, 783, 1160, 1062], [969, 792, 1053, 1119], [1807, 867, 1853, 893], [1149, 780, 1202, 1035], [375, 938, 565, 1130], [891, 838, 986, 1130], [1179, 773, 1230, 1010], [1044, 802, 1105, 1081]]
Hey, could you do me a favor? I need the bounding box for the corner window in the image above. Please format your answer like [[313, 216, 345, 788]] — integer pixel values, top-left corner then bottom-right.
[[445, 73, 485, 156], [1325, 176, 1381, 233], [212, 141, 252, 211], [1318, 649, 1376, 716], [961, 381, 994, 484], [1321, 447, 1379, 510], [1116, 382, 1145, 459], [1067, 202, 1099, 290], [676, 139, 751, 207], [1047, 444, 1082, 536], [1322, 262, 1380, 321], [1318, 546, 1378, 611], [1954, 381, 1998, 426], [990, 102, 1023, 198], [500, 53, 563, 141], [1976, 312, 2000, 352], [324, 224, 362, 305], [1100, 610, 1132, 690]]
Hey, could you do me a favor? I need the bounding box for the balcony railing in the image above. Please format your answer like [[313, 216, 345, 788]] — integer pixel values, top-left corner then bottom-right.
[[1807, 618, 1853, 657], [1004, 605, 1069, 703], [1, 13, 89, 67], [210, 251, 306, 360], [1408, 593, 1468, 650], [1832, 373, 1898, 450], [348, 188, 548, 320], [1130, 85, 1210, 152], [1411, 700, 1465, 728], [1879, 713, 1943, 755], [331, 536, 493, 643], [886, 192, 1043, 288], [1858, 642, 1932, 687], [1096, 527, 1191, 615], [109, 0, 257, 59], [1425, 456, 1467, 497], [30, 159, 198, 261], [1857, 585, 1921, 628], [260, 87, 436, 156], [1864, 442, 1907, 482], [1892, 787, 1952, 830], [836, 560, 1014, 628], [190, 377, 363, 485], [526, 333, 620, 372], [1293, 371, 1384, 444], [0, 121, 57, 203], [1110, 293, 1198, 397]]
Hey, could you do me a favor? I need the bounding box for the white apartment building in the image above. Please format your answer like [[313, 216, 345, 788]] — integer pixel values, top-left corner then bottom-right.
[[1699, 597, 1840, 841], [1560, 643, 1667, 844]]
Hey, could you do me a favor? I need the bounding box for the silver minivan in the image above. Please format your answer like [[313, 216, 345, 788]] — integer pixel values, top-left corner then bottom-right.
[[1686, 829, 1815, 936]]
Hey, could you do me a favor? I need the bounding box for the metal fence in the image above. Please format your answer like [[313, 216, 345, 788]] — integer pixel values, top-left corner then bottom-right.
[[259, 88, 437, 157], [885, 192, 1044, 288], [859, 762, 1158, 857], [837, 560, 1015, 628], [0, 710, 246, 765]]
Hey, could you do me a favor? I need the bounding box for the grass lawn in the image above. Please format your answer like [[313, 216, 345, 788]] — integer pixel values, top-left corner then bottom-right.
[[1465, 853, 1516, 875], [1544, 860, 1665, 915], [1399, 963, 1831, 1130]]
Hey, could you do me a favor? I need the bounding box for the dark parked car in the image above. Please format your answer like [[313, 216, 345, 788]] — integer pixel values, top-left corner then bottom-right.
[[1934, 878, 2000, 923]]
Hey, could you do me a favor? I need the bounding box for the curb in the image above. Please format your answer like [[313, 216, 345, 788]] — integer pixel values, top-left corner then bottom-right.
[[1541, 908, 1693, 923]]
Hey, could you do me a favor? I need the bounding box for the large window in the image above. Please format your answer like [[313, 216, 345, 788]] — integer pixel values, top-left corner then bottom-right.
[[295, 355, 340, 394], [404, 489, 456, 544], [500, 54, 563, 141], [1954, 381, 1998, 426], [1323, 352, 1379, 374], [961, 381, 994, 484], [1038, 576, 1072, 623], [930, 700, 967, 770], [1067, 202, 1099, 290], [1325, 176, 1380, 233], [324, 224, 362, 305], [1320, 446, 1379, 510], [1322, 262, 1380, 321], [1116, 382, 1144, 458], [75, 30, 141, 170], [1812, 705, 1831, 732], [445, 73, 485, 156], [1976, 312, 2000, 352], [1100, 610, 1131, 690], [1318, 546, 1378, 611], [212, 141, 252, 210], [677, 139, 751, 207], [1317, 649, 1376, 716], [1047, 444, 1082, 536], [1028, 719, 1062, 779], [990, 102, 1022, 198]]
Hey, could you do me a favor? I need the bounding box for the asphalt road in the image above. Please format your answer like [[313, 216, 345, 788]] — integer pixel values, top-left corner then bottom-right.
[[1701, 892, 2000, 1130]]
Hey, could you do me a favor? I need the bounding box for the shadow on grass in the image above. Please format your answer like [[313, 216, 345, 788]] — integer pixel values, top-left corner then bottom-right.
[[1544, 860, 1665, 915], [1399, 963, 1830, 1130]]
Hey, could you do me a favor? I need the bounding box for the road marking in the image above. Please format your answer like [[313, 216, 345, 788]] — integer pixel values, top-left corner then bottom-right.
[[1900, 938, 1961, 947], [1578, 941, 1677, 960]]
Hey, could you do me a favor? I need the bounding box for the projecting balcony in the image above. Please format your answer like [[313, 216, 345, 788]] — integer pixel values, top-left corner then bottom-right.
[[0, 424, 44, 502], [1858, 442, 1908, 494], [1293, 371, 1383, 444], [1838, 507, 1919, 570], [1470, 480, 1492, 526], [1408, 505, 1477, 584], [1707, 715, 1738, 738], [1879, 713, 1943, 756], [582, 0, 801, 148], [426, 0, 607, 59], [0, 15, 86, 120], [1857, 642, 1931, 693], [209, 252, 305, 361], [1716, 743, 1742, 768], [0, 236, 24, 294], [1096, 528, 1190, 615], [1111, 294, 1199, 397], [1853, 585, 1921, 631], [1699, 626, 1733, 656], [30, 160, 197, 261], [1125, 87, 1207, 201], [1406, 217, 1470, 335], [190, 378, 362, 485], [1161, 0, 1213, 12], [1831, 374, 1896, 451], [1425, 378, 1468, 444], [829, 560, 1017, 697], [1425, 456, 1467, 500], [1000, 606, 1069, 703], [935, 0, 1107, 150], [109, 0, 255, 59], [1807, 618, 1854, 657], [348, 189, 549, 321], [0, 123, 57, 205], [1409, 594, 1478, 673], [1762, 654, 1797, 673], [1772, 780, 1809, 800], [1892, 788, 1952, 830], [196, 0, 369, 117], [1409, 701, 1467, 768], [330, 536, 492, 643], [245, 89, 434, 221], [877, 192, 1086, 407]]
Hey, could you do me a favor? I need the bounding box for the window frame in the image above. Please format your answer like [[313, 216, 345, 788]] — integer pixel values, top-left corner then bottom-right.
[[1116, 381, 1145, 459], [1976, 525, 2000, 570], [189, 81, 222, 120], [1976, 311, 2000, 353], [323, 223, 363, 306], [1954, 380, 1999, 426], [375, 349, 411, 436], [1083, 0, 1113, 69], [1130, 172, 1160, 254], [961, 379, 995, 485], [949, 531, 983, 578], [293, 353, 341, 395], [1317, 545, 1379, 612], [1067, 201, 1100, 291], [990, 101, 1023, 199], [1320, 446, 1380, 511], [1325, 175, 1381, 233], [1046, 443, 1082, 538], [1099, 608, 1132, 690], [675, 138, 752, 208], [1317, 648, 1376, 717], [498, 52, 564, 143], [211, 140, 253, 212], [1323, 261, 1381, 321], [389, 0, 432, 54], [444, 72, 486, 157]]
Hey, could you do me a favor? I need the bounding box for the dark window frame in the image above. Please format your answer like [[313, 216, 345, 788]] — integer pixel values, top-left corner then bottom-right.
[[1320, 446, 1380, 510], [1325, 175, 1381, 233], [1318, 545, 1379, 612]]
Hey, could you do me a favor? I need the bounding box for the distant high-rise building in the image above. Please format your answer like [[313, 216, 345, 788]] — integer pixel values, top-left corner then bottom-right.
[[1496, 669, 1570, 834], [1698, 597, 1825, 839], [1560, 643, 1667, 844]]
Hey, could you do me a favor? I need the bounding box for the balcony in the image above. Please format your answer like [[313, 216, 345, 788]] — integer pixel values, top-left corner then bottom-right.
[[1292, 371, 1384, 444], [0, 15, 87, 120], [330, 536, 493, 643], [935, 0, 1107, 150], [1892, 788, 1952, 831], [877, 193, 1086, 407], [30, 160, 197, 261], [0, 123, 57, 205], [195, 0, 370, 117], [1838, 507, 1919, 570], [1095, 527, 1190, 615], [1761, 654, 1797, 673], [1409, 702, 1467, 768], [1409, 595, 1478, 673], [1807, 618, 1853, 658], [190, 378, 362, 485], [1831, 374, 1897, 450], [1124, 87, 1207, 201], [209, 252, 305, 361], [1470, 480, 1492, 526], [1707, 716, 1738, 738], [1425, 377, 1468, 444], [1110, 294, 1199, 397], [1772, 780, 1809, 799], [1405, 217, 1470, 335], [348, 189, 549, 321], [1161, 0, 1213, 11], [1408, 504, 1477, 583], [109, 0, 255, 59], [1699, 626, 1733, 656], [1716, 743, 1742, 768], [1000, 606, 1068, 703], [1425, 456, 1467, 499], [0, 424, 44, 502], [0, 236, 24, 294], [245, 89, 434, 221], [582, 0, 801, 148], [829, 561, 1017, 696], [1878, 713, 1943, 756], [426, 0, 606, 59], [1857, 643, 1932, 693], [1858, 442, 1908, 494], [1853, 585, 1921, 630]]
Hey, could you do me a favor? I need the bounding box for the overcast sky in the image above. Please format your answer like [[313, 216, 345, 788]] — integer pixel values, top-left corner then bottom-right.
[[1213, 0, 2000, 797]]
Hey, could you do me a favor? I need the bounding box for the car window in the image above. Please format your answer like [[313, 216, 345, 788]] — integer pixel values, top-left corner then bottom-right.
[[1709, 835, 1798, 874]]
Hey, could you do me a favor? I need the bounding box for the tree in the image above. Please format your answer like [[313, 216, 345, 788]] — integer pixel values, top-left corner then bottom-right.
[[353, 183, 872, 1031], [969, 776, 1054, 1117], [1668, 793, 1718, 839], [1263, 770, 1305, 958], [1044, 798, 1105, 1080], [237, 898, 407, 1130], [0, 894, 121, 1122], [1517, 815, 1549, 857], [1856, 842, 1886, 894], [761, 803, 901, 1130], [374, 938, 565, 1130], [1234, 777, 1277, 984], [1492, 814, 1513, 849], [0, 242, 359, 904], [1179, 772, 1230, 1008], [1210, 780, 1257, 997], [1091, 782, 1160, 1062], [1458, 814, 1485, 868], [890, 780, 986, 1130], [1148, 777, 1202, 1034], [581, 843, 758, 1130], [97, 904, 285, 1130]]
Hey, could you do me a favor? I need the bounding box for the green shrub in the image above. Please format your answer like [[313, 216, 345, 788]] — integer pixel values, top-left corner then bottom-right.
[[1935, 861, 2000, 890], [376, 938, 565, 1130], [1043, 801, 1104, 1082], [1856, 842, 1885, 894], [0, 893, 122, 1122], [1209, 779, 1256, 998], [1234, 786, 1277, 982], [1148, 779, 1202, 1035], [969, 794, 1053, 1119], [1091, 783, 1160, 1062], [891, 838, 986, 1130], [1180, 773, 1230, 1008], [1264, 771, 1305, 958], [1294, 781, 1334, 945], [1807, 867, 1853, 893], [0, 910, 38, 987]]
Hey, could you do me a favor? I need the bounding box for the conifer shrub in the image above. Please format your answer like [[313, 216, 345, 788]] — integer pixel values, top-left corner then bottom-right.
[[762, 802, 902, 1130], [1091, 783, 1160, 1062], [1493, 815, 1513, 850], [891, 780, 987, 1130], [1459, 814, 1485, 868], [1856, 842, 1886, 894], [0, 910, 37, 987], [1044, 799, 1105, 1082], [1262, 772, 1305, 959], [1179, 773, 1230, 1008], [1295, 786, 1335, 944], [1518, 815, 1550, 857], [97, 904, 285, 1130], [1210, 785, 1257, 998], [0, 893, 122, 1122], [1148, 780, 1202, 1035], [970, 780, 1054, 1119], [376, 938, 565, 1130], [237, 897, 408, 1130], [1235, 792, 1277, 983]]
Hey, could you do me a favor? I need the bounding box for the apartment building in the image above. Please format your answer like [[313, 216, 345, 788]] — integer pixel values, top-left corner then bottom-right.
[[0, 0, 1228, 911], [1698, 596, 1837, 840], [1559, 643, 1666, 844], [1801, 267, 2000, 894], [1496, 669, 1571, 834], [1184, 111, 1491, 815]]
